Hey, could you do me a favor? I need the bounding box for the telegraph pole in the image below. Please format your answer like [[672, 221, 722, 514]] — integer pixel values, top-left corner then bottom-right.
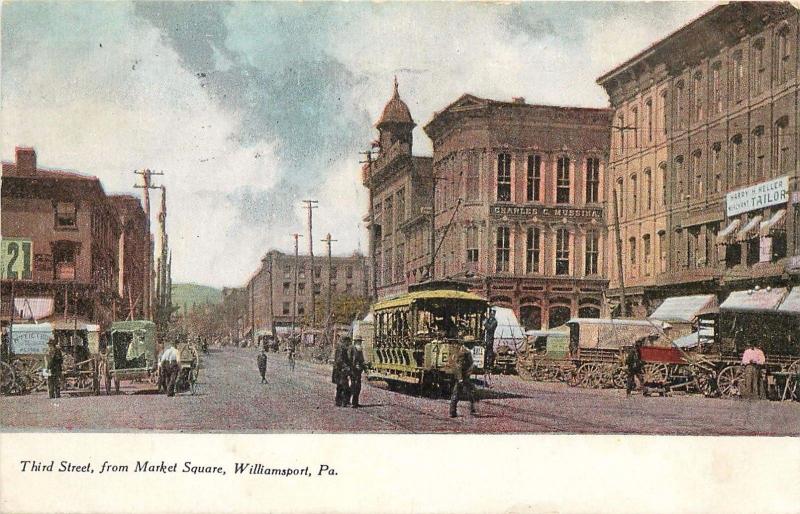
[[291, 233, 302, 335], [359, 150, 379, 300], [268, 253, 276, 339], [612, 187, 627, 317], [321, 233, 337, 330], [302, 199, 319, 327], [427, 174, 448, 281], [134, 169, 162, 321]]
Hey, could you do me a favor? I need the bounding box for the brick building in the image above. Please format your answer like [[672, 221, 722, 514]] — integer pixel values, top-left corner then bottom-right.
[[598, 2, 800, 315], [1, 147, 130, 327], [109, 194, 150, 320], [362, 79, 433, 299], [245, 249, 368, 335], [423, 95, 613, 329]]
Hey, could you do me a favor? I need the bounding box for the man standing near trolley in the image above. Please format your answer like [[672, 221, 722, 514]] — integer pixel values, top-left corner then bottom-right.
[[450, 343, 477, 418]]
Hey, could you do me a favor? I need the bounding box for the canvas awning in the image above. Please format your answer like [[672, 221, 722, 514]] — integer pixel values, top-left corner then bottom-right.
[[672, 326, 715, 348], [759, 209, 787, 237], [735, 215, 762, 242], [716, 219, 741, 245], [777, 287, 800, 315], [720, 287, 788, 312], [12, 297, 54, 321], [649, 295, 719, 323]]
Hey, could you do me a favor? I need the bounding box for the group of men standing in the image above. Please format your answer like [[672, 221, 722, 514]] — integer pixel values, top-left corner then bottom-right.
[[332, 336, 367, 408]]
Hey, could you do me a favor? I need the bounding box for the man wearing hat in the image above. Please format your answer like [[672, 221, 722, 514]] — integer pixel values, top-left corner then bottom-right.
[[348, 337, 368, 408], [450, 343, 477, 418], [332, 336, 352, 407], [159, 340, 181, 397], [483, 308, 499, 371], [45, 337, 63, 399]]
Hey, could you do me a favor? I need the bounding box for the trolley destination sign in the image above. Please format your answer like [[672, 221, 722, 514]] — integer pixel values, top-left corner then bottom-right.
[[726, 175, 789, 217], [490, 204, 603, 221]]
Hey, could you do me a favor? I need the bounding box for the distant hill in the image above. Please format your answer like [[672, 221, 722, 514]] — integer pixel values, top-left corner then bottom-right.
[[171, 283, 223, 315]]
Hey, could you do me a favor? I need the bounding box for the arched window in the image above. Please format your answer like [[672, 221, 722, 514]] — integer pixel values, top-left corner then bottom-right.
[[616, 177, 624, 217], [519, 304, 542, 331], [643, 168, 652, 211], [555, 229, 570, 275], [630, 174, 638, 216], [730, 134, 743, 185], [775, 116, 790, 174], [556, 156, 571, 204], [658, 162, 667, 206], [691, 150, 703, 197], [497, 153, 511, 201], [548, 305, 571, 329], [674, 155, 685, 200]]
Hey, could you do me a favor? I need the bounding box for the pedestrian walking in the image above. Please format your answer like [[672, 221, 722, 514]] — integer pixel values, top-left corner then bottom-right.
[[287, 336, 298, 372], [741, 344, 766, 400], [449, 344, 476, 418], [45, 337, 63, 399], [332, 337, 352, 407], [483, 308, 498, 370], [257, 349, 268, 383], [625, 339, 647, 396], [348, 337, 368, 408], [159, 341, 181, 397]]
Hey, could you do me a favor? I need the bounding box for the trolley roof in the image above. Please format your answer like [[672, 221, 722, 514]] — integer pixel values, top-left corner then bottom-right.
[[565, 318, 669, 328], [373, 290, 487, 311], [648, 295, 718, 323], [719, 288, 788, 313]]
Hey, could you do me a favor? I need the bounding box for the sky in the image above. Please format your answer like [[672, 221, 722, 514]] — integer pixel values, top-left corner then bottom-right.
[[1, 1, 713, 288]]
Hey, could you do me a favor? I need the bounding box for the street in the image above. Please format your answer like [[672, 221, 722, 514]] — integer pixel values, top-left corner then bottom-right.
[[2, 348, 799, 435]]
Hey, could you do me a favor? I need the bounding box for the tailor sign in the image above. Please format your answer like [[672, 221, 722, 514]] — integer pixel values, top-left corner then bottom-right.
[[726, 176, 789, 217]]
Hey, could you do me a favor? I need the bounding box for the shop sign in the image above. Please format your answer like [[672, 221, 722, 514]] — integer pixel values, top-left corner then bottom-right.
[[726, 176, 789, 217], [490, 205, 603, 221], [1, 238, 33, 280]]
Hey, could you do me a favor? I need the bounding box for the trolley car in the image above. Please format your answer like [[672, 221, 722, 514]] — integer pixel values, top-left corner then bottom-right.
[[367, 281, 489, 396]]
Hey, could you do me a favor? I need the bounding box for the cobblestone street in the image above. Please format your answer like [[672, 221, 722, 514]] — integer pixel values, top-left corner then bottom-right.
[[2, 347, 798, 435]]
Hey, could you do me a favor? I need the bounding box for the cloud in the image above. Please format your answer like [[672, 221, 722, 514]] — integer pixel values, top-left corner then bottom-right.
[[2, 1, 711, 288]]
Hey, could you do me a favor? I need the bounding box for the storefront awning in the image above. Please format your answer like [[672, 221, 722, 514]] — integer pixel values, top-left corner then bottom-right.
[[716, 219, 741, 245], [759, 209, 787, 237], [12, 297, 54, 321], [720, 287, 788, 312], [649, 295, 719, 323], [777, 287, 800, 315], [735, 215, 762, 242]]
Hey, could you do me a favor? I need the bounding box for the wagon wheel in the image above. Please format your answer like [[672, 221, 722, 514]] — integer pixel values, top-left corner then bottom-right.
[[693, 370, 716, 397], [717, 365, 743, 398], [516, 361, 534, 381], [0, 361, 16, 395], [643, 363, 669, 384], [575, 363, 600, 388], [612, 367, 627, 389], [12, 359, 45, 394], [787, 360, 800, 374], [566, 366, 582, 387]]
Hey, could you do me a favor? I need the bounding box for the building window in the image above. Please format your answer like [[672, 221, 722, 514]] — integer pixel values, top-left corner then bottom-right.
[[298, 282, 306, 294], [659, 162, 667, 206], [658, 230, 666, 273], [466, 226, 479, 263], [617, 114, 625, 153], [777, 28, 791, 84], [711, 61, 722, 114], [555, 229, 570, 275], [643, 234, 651, 275], [466, 153, 480, 202], [731, 50, 744, 102], [395, 244, 404, 283], [53, 241, 77, 281], [314, 266, 321, 279], [775, 116, 790, 173], [711, 142, 722, 193], [497, 153, 512, 202], [688, 228, 700, 269], [283, 282, 290, 295], [374, 250, 381, 287], [752, 38, 766, 96], [644, 168, 652, 211], [283, 264, 291, 279], [346, 266, 353, 279], [674, 155, 685, 201], [632, 107, 639, 148], [396, 189, 406, 224], [330, 266, 338, 279], [556, 156, 570, 204], [384, 197, 393, 235], [54, 202, 77, 228], [730, 134, 743, 186], [660, 90, 668, 135], [691, 150, 703, 197], [630, 174, 638, 216], [674, 80, 684, 130], [616, 178, 624, 218], [282, 302, 290, 315], [629, 237, 637, 265], [526, 227, 540, 274], [298, 302, 305, 315], [585, 158, 600, 203], [384, 247, 393, 285], [645, 99, 653, 142], [527, 154, 541, 202], [692, 71, 703, 121], [585, 229, 599, 275], [753, 126, 765, 179], [496, 227, 510, 273]]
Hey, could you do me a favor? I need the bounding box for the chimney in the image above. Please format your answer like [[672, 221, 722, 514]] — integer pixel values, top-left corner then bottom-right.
[[15, 147, 37, 174], [512, 97, 525, 104]]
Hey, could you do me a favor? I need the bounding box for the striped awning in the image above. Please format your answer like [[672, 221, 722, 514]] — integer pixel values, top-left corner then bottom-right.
[[13, 297, 54, 321], [735, 215, 762, 242], [716, 218, 741, 245], [759, 209, 787, 237]]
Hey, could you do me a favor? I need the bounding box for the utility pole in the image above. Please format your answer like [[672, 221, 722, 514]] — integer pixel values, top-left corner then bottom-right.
[[268, 253, 276, 339], [321, 233, 337, 332], [157, 186, 169, 327], [359, 150, 379, 300], [134, 168, 163, 321], [291, 233, 302, 335], [612, 187, 627, 317], [302, 200, 319, 327]]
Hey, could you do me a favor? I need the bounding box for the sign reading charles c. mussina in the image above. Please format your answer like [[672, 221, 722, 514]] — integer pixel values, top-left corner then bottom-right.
[[490, 204, 603, 221]]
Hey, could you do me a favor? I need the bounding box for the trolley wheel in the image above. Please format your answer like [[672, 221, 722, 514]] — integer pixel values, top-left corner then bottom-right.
[[717, 365, 743, 398], [0, 361, 16, 395]]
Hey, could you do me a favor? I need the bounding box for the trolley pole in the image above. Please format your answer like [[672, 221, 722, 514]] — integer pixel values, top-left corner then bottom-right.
[[291, 233, 302, 335], [302, 200, 319, 327]]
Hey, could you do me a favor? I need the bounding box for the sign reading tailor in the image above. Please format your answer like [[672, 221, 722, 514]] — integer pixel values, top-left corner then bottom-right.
[[726, 176, 789, 217], [490, 205, 603, 221]]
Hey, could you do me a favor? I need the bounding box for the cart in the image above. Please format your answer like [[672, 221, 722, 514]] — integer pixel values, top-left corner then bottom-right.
[[3, 323, 51, 395], [101, 320, 158, 394], [174, 341, 200, 395]]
